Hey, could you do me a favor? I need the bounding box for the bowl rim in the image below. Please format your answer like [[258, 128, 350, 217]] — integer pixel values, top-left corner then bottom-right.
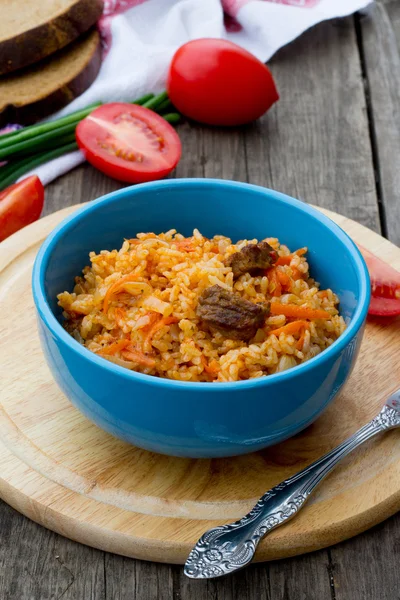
[[32, 178, 371, 391]]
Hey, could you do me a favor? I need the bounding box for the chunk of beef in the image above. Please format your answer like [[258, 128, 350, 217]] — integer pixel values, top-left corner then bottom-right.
[[226, 241, 277, 279], [197, 285, 269, 341]]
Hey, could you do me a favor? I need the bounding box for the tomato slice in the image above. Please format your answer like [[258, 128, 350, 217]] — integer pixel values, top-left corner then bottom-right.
[[358, 245, 400, 316], [368, 296, 400, 317], [0, 175, 44, 242], [76, 103, 182, 183]]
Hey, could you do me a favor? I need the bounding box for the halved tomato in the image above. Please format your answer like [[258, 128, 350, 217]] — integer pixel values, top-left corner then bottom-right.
[[0, 175, 44, 242], [76, 103, 182, 183], [359, 245, 400, 316]]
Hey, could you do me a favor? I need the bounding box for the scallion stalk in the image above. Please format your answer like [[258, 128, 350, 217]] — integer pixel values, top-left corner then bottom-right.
[[0, 141, 78, 190]]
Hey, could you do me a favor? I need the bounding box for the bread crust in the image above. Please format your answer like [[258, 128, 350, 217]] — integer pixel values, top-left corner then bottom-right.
[[0, 0, 103, 75]]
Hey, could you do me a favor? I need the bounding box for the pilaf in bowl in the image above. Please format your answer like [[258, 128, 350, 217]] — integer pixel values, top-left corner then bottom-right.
[[32, 179, 369, 457], [57, 230, 346, 383]]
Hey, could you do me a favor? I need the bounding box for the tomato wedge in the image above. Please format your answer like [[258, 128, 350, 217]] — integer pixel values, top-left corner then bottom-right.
[[0, 175, 44, 242], [76, 103, 182, 183], [359, 245, 400, 316]]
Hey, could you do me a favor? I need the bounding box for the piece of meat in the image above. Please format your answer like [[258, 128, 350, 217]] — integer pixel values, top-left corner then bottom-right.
[[226, 241, 277, 279], [197, 285, 269, 341]]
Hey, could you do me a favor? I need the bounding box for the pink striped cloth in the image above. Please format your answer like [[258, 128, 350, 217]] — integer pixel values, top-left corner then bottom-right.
[[8, 0, 372, 186]]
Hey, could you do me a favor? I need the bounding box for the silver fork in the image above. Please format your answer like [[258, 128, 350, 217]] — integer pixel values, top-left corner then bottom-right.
[[184, 388, 400, 579]]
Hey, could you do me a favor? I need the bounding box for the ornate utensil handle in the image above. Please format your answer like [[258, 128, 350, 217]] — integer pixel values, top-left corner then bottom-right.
[[185, 402, 400, 579]]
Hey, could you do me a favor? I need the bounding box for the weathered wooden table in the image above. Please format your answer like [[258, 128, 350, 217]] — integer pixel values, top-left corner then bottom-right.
[[1, 3, 399, 598]]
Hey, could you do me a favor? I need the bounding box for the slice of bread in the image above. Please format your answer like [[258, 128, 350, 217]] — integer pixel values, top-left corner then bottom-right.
[[0, 0, 104, 75], [0, 29, 102, 126]]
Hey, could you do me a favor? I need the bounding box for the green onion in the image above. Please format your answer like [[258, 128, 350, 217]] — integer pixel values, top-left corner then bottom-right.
[[162, 113, 181, 124], [131, 93, 155, 105], [0, 124, 80, 160], [156, 98, 174, 114], [0, 103, 101, 150], [142, 91, 169, 111], [0, 142, 78, 191]]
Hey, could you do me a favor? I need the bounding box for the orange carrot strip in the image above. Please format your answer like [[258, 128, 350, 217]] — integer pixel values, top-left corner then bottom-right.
[[143, 316, 179, 353], [139, 311, 160, 332], [121, 350, 156, 368], [114, 307, 127, 326], [290, 267, 303, 281], [277, 270, 291, 287], [295, 248, 307, 256], [267, 267, 282, 297], [296, 326, 309, 350], [103, 273, 140, 313], [269, 320, 308, 337], [174, 237, 195, 252], [97, 339, 130, 356], [275, 255, 292, 266], [270, 304, 331, 320], [201, 355, 219, 377]]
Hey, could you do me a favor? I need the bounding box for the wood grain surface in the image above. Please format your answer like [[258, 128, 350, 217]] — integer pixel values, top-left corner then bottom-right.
[[0, 203, 399, 566], [1, 5, 399, 599]]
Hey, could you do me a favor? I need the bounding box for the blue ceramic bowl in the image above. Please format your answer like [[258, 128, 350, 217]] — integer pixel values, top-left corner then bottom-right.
[[32, 179, 370, 458]]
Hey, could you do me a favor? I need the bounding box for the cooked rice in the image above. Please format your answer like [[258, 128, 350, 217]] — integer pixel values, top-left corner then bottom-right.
[[57, 230, 346, 382]]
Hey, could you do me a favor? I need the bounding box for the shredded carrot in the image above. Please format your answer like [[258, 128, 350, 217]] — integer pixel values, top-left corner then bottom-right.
[[127, 238, 141, 244], [139, 311, 160, 332], [270, 303, 331, 320], [97, 339, 130, 356], [121, 349, 156, 368], [174, 238, 195, 252], [143, 316, 179, 353], [210, 245, 219, 254], [269, 320, 309, 337], [103, 273, 140, 313], [201, 355, 219, 377], [114, 307, 127, 326], [296, 327, 308, 350], [276, 270, 291, 288], [267, 268, 282, 297], [275, 255, 292, 266], [276, 248, 307, 266], [290, 267, 303, 281]]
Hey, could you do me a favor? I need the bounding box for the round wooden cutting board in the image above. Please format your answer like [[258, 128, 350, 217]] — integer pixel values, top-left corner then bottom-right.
[[0, 205, 399, 565]]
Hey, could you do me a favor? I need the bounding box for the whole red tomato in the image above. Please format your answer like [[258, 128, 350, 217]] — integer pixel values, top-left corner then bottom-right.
[[167, 39, 279, 126]]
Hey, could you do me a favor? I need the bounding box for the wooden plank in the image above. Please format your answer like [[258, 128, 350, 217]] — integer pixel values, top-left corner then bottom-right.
[[328, 5, 400, 598], [173, 46, 333, 600], [0, 500, 105, 600], [357, 1, 400, 245], [105, 555, 173, 599], [330, 513, 400, 600], [177, 552, 334, 600], [245, 17, 380, 233], [242, 15, 384, 600], [43, 163, 123, 217]]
